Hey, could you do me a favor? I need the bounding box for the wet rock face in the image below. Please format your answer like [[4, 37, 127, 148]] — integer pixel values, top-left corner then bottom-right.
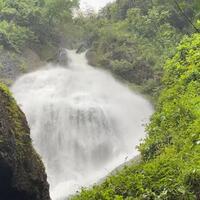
[[57, 48, 68, 66], [0, 83, 50, 200], [0, 50, 22, 84]]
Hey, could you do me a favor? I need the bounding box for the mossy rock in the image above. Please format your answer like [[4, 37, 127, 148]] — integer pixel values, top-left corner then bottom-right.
[[0, 83, 50, 200]]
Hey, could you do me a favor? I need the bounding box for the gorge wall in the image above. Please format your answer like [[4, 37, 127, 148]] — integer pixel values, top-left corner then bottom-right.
[[0, 83, 50, 200]]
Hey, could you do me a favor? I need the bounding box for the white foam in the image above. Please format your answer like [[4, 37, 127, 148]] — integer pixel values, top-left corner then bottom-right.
[[12, 50, 153, 199]]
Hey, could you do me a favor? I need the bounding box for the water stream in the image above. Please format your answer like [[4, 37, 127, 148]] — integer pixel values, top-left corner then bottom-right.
[[12, 50, 153, 200]]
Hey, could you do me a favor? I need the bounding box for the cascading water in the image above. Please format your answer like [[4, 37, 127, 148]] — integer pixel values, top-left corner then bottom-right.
[[12, 50, 153, 200]]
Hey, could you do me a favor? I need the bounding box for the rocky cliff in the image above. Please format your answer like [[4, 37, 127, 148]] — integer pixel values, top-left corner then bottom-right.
[[0, 83, 50, 200]]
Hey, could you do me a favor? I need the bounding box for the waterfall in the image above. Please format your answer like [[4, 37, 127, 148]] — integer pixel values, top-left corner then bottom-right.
[[11, 50, 153, 200]]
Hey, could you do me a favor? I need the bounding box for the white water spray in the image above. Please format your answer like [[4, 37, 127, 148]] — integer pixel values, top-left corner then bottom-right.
[[12, 50, 153, 200]]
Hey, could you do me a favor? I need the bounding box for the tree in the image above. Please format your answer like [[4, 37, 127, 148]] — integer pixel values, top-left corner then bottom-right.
[[44, 0, 79, 26]]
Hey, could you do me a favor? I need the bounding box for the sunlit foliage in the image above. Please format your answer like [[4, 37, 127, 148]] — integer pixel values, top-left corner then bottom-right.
[[71, 33, 200, 200]]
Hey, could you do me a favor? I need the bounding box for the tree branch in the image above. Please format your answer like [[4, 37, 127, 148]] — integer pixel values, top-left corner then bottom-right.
[[174, 0, 199, 33]]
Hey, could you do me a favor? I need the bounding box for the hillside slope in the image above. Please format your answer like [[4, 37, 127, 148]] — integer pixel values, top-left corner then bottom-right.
[[75, 0, 200, 97], [71, 33, 200, 200], [0, 0, 78, 84]]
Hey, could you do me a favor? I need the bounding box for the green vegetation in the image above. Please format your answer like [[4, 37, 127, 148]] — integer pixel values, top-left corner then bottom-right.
[[0, 0, 78, 84], [0, 0, 78, 52], [71, 33, 200, 200], [74, 0, 200, 97]]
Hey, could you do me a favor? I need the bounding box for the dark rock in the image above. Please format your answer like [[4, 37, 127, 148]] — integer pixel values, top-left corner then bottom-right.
[[76, 43, 87, 54], [57, 48, 68, 66], [0, 50, 21, 83], [0, 83, 50, 200]]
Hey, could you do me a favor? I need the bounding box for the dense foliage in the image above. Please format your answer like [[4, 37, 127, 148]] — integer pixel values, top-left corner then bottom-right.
[[74, 0, 200, 96], [0, 0, 79, 84], [0, 0, 78, 52], [71, 33, 200, 200]]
